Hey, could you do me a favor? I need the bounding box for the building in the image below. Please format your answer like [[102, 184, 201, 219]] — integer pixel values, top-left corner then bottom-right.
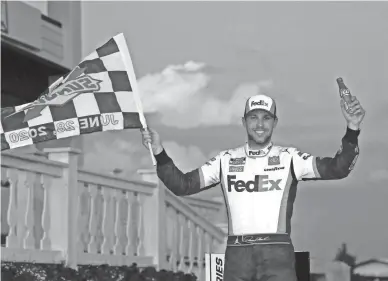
[[352, 259, 388, 281], [1, 0, 83, 242], [1, 0, 83, 156]]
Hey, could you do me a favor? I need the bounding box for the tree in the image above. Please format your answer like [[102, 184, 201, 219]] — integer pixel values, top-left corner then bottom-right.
[[334, 242, 357, 267]]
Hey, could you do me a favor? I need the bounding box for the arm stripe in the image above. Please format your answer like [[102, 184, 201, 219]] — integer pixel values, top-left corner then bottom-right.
[[199, 167, 205, 189], [312, 156, 321, 178]]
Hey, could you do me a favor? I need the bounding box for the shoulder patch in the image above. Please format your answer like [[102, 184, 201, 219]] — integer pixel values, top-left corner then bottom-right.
[[296, 151, 312, 160], [204, 155, 218, 166]]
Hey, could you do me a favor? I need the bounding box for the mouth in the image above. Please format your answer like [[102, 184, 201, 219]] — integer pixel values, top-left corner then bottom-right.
[[253, 130, 266, 136]]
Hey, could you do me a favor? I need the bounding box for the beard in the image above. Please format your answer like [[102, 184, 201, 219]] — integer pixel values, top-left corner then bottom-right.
[[247, 130, 272, 146]]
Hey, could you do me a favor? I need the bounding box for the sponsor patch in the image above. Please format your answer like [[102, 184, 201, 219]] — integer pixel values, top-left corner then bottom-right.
[[297, 151, 312, 160], [248, 150, 265, 156], [227, 175, 282, 192], [281, 148, 291, 154], [264, 166, 285, 172], [251, 100, 268, 107], [205, 157, 217, 166], [247, 144, 273, 157], [268, 156, 280, 166], [229, 157, 246, 165], [229, 166, 244, 173]]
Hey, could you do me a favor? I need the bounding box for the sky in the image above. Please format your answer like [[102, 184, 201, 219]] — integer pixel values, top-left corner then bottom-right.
[[81, 1, 388, 271]]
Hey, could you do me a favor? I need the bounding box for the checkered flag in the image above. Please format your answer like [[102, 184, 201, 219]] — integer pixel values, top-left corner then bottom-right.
[[1, 33, 155, 163]]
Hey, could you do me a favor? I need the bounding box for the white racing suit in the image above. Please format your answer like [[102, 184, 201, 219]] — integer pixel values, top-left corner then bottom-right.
[[154, 127, 360, 281]]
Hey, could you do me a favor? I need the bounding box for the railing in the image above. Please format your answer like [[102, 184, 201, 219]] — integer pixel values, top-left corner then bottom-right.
[[183, 197, 224, 222], [1, 151, 66, 263], [75, 168, 157, 267], [1, 148, 226, 280], [164, 190, 225, 278]]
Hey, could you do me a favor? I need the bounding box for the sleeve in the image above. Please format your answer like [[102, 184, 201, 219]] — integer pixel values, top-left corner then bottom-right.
[[199, 154, 221, 188], [292, 127, 360, 181], [154, 149, 221, 196]]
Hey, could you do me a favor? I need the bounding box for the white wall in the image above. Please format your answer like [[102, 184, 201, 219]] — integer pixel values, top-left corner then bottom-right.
[[21, 0, 48, 16]]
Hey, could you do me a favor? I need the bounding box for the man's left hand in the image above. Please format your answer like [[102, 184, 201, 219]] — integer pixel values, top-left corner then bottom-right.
[[340, 96, 366, 130]]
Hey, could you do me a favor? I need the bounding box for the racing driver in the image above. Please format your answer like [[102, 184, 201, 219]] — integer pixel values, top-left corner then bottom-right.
[[140, 93, 365, 281]]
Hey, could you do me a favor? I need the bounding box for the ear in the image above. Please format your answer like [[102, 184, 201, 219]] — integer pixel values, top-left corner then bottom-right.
[[242, 116, 246, 128]]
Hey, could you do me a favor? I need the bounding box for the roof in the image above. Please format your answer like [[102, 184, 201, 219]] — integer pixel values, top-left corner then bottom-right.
[[353, 258, 388, 277], [355, 258, 388, 266]]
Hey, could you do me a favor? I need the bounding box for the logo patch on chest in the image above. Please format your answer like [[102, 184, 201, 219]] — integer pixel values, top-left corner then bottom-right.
[[229, 157, 246, 165], [229, 166, 244, 172], [227, 175, 282, 192], [268, 156, 280, 166]]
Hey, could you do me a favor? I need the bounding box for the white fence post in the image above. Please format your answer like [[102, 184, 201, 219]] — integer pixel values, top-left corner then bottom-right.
[[43, 147, 81, 269], [137, 169, 167, 270]]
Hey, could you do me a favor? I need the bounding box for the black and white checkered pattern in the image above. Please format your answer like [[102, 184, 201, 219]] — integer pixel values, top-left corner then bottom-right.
[[1, 34, 143, 151]]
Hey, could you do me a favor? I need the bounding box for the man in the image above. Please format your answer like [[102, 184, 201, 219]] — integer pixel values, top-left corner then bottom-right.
[[140, 94, 365, 281]]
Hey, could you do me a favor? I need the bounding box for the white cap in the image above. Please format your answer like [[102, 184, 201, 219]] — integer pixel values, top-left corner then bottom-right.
[[244, 94, 277, 118]]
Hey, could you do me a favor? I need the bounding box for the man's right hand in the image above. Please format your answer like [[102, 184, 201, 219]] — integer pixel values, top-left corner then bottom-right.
[[140, 128, 164, 155]]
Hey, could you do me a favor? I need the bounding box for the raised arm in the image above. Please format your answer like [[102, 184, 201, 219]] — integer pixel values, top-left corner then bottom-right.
[[140, 128, 220, 196], [292, 127, 360, 181], [292, 95, 365, 181]]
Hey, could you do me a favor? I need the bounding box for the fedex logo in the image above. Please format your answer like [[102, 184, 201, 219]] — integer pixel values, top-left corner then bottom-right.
[[251, 100, 268, 107], [248, 150, 264, 156], [227, 175, 282, 192]]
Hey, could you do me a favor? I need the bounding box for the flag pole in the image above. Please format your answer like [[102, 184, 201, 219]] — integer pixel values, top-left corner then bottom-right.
[[115, 33, 157, 166]]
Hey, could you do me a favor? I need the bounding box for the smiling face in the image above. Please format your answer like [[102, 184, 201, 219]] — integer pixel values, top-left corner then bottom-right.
[[242, 109, 278, 149]]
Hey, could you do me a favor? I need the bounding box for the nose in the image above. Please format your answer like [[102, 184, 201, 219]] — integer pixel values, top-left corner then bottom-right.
[[255, 119, 265, 128]]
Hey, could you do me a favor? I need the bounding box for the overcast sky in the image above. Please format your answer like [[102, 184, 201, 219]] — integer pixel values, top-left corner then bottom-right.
[[81, 1, 388, 270]]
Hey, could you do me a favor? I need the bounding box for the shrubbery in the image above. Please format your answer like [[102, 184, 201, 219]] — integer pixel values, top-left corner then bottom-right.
[[1, 262, 199, 281]]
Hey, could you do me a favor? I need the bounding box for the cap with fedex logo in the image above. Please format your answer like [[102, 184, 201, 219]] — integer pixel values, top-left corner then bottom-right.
[[244, 94, 277, 118]]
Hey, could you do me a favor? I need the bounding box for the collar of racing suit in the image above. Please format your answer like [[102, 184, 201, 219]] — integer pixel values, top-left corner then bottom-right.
[[244, 142, 273, 158]]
